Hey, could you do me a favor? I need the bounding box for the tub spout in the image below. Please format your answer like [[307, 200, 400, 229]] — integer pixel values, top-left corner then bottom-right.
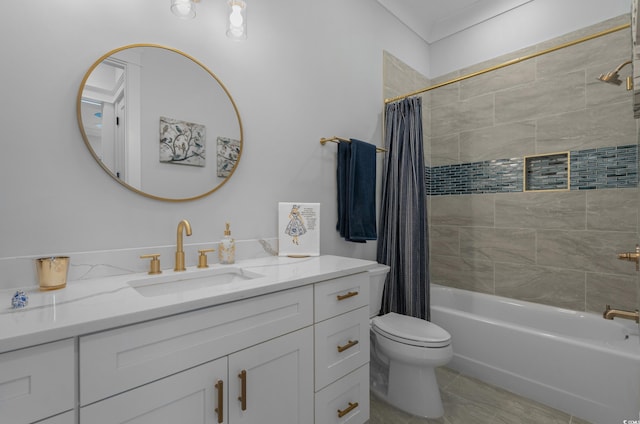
[[603, 304, 639, 323]]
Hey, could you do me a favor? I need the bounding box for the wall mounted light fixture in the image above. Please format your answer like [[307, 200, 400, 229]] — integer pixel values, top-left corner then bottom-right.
[[170, 0, 247, 40]]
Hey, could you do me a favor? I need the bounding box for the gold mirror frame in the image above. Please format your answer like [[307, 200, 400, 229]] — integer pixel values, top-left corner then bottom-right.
[[76, 44, 243, 202]]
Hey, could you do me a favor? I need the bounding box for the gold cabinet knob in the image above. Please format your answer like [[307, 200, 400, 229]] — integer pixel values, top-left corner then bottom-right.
[[197, 248, 216, 268], [140, 254, 162, 275]]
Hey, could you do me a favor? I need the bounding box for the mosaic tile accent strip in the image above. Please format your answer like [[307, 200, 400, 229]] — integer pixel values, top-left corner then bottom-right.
[[428, 158, 524, 195], [570, 145, 638, 190], [427, 145, 638, 196]]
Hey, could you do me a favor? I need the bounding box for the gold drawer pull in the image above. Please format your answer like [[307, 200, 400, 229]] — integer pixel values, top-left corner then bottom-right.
[[337, 401, 359, 418], [336, 291, 358, 301], [337, 339, 359, 353], [238, 370, 247, 411], [214, 380, 224, 423]]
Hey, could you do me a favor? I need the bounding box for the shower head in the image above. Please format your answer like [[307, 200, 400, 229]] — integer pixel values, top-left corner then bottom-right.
[[597, 71, 623, 85], [597, 60, 632, 86]]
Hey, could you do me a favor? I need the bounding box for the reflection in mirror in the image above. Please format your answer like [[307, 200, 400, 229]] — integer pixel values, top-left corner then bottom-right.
[[634, 4, 640, 118], [77, 44, 242, 201]]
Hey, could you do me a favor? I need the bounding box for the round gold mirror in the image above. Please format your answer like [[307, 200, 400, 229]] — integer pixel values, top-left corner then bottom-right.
[[77, 44, 243, 201]]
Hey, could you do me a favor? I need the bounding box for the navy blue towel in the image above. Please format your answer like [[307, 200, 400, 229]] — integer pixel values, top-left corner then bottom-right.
[[336, 141, 351, 239], [336, 139, 377, 242]]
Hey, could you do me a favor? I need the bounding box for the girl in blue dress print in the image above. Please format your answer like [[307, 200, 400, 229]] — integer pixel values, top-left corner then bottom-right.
[[285, 205, 307, 245]]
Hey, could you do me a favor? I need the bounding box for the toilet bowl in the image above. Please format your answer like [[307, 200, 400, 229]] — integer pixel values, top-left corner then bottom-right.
[[368, 265, 452, 418]]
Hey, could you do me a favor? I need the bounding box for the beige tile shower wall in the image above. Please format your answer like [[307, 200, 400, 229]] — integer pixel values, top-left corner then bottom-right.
[[427, 14, 639, 313], [430, 190, 638, 312], [430, 15, 634, 166], [383, 16, 638, 313]]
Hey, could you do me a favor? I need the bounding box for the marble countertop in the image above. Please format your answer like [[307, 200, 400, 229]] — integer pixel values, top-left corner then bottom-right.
[[0, 255, 377, 353]]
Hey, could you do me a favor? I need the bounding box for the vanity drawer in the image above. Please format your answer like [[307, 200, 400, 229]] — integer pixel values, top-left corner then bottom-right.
[[315, 364, 369, 424], [314, 306, 369, 391], [0, 339, 75, 424], [80, 285, 313, 405], [314, 272, 369, 322]]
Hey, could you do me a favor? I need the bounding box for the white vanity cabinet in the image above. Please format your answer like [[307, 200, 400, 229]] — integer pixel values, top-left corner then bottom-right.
[[313, 273, 370, 424], [0, 257, 375, 424], [79, 286, 313, 424], [0, 339, 75, 424]]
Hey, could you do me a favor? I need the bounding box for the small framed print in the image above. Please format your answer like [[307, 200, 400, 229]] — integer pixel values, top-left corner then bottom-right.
[[216, 136, 240, 177], [159, 116, 206, 167], [278, 202, 320, 257]]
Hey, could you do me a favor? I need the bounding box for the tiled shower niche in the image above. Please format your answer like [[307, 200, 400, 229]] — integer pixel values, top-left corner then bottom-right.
[[524, 152, 569, 192]]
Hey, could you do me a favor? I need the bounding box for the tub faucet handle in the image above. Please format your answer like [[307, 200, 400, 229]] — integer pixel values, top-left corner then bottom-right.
[[617, 244, 640, 271]]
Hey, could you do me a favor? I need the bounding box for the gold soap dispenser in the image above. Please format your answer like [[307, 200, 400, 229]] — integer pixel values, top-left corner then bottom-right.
[[218, 222, 236, 264]]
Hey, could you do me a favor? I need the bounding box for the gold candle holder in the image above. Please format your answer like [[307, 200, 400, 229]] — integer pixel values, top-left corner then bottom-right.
[[35, 256, 70, 291]]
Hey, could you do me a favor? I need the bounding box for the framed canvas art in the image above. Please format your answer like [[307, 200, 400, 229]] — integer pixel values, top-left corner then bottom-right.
[[159, 116, 206, 167], [216, 136, 240, 177]]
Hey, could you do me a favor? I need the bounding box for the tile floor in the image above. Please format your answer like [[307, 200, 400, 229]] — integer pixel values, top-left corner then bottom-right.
[[368, 367, 592, 424]]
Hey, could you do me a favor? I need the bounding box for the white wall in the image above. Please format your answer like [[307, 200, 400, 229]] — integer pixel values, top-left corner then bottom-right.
[[429, 0, 632, 77], [0, 0, 429, 282]]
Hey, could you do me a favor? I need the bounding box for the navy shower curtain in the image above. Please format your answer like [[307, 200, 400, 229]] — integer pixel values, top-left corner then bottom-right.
[[376, 96, 430, 320]]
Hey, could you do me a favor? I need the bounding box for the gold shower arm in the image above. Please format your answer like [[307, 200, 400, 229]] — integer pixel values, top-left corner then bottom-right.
[[614, 60, 632, 72], [320, 136, 387, 153], [384, 22, 631, 104]]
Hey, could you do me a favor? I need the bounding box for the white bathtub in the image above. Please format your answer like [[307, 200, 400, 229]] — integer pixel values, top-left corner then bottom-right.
[[430, 284, 640, 424]]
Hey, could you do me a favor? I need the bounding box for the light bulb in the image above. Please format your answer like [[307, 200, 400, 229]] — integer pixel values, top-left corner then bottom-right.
[[230, 5, 244, 27]]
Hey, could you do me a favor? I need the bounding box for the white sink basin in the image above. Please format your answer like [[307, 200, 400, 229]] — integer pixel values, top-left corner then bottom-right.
[[128, 267, 264, 297]]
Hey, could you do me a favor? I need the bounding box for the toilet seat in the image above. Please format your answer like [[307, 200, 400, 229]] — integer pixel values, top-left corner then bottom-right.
[[372, 312, 451, 348]]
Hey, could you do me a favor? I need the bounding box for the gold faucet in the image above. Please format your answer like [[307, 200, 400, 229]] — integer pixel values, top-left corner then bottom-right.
[[174, 219, 192, 271], [603, 305, 639, 323]]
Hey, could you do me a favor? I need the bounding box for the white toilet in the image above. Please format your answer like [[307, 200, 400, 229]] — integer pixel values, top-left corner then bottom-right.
[[368, 265, 452, 418]]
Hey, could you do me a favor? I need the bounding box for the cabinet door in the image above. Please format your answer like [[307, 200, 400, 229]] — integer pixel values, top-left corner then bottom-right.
[[0, 339, 74, 424], [228, 327, 313, 424], [80, 357, 227, 424]]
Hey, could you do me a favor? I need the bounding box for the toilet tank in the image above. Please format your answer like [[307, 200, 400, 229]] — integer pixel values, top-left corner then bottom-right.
[[367, 264, 390, 318]]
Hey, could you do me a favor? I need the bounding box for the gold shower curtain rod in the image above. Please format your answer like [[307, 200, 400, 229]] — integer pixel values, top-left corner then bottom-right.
[[320, 136, 387, 152], [384, 22, 631, 104]]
